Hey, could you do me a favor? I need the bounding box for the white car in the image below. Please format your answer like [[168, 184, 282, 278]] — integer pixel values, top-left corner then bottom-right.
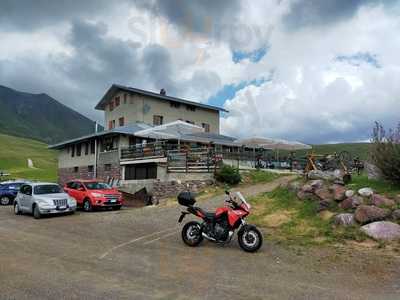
[[14, 183, 77, 219]]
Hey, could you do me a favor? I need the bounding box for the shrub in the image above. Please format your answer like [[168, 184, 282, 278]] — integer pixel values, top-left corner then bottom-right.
[[215, 165, 241, 185], [370, 122, 400, 184]]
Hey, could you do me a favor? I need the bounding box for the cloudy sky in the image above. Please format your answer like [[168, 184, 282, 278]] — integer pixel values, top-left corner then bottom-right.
[[1, 0, 400, 143]]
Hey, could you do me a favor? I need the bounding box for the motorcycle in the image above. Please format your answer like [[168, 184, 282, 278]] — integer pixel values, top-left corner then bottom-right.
[[177, 190, 263, 252]]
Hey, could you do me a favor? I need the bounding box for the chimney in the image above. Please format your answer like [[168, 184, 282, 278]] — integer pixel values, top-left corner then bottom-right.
[[160, 88, 166, 95]]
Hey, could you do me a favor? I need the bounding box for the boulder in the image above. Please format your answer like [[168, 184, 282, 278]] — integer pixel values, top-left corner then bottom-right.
[[354, 205, 391, 224], [345, 190, 355, 198], [330, 184, 346, 201], [318, 200, 332, 212], [340, 196, 364, 210], [358, 187, 374, 197], [391, 209, 400, 221], [334, 213, 356, 226], [297, 191, 318, 201], [309, 180, 324, 190], [360, 221, 400, 241], [301, 184, 313, 193], [364, 162, 383, 180], [307, 170, 336, 181], [371, 194, 396, 208], [314, 188, 333, 202], [288, 181, 301, 193]]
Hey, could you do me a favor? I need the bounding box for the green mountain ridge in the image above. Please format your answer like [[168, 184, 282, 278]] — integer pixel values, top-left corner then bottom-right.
[[0, 85, 96, 144]]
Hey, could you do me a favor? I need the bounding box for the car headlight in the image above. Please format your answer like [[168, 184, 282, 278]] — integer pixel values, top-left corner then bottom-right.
[[91, 192, 103, 198], [68, 197, 77, 206]]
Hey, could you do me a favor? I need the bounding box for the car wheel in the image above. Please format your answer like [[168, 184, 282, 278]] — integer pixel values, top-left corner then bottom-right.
[[14, 202, 21, 215], [0, 196, 11, 206], [83, 199, 93, 212], [33, 205, 41, 219]]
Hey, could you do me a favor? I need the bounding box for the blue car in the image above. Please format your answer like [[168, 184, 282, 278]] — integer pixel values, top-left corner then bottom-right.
[[0, 182, 25, 205]]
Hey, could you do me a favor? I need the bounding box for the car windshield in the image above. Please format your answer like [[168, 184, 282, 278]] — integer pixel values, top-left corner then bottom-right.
[[34, 185, 63, 195], [84, 182, 111, 190]]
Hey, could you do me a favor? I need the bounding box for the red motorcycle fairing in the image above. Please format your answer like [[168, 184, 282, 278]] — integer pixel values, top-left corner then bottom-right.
[[215, 207, 229, 217], [227, 208, 249, 227]]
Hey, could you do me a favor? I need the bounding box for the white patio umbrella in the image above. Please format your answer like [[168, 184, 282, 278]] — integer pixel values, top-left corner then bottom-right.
[[236, 137, 312, 151]]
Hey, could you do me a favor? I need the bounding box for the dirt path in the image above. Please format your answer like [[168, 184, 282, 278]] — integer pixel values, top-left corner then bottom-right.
[[1, 175, 399, 299]]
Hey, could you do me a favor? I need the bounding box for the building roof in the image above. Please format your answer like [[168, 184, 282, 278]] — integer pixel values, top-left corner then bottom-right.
[[95, 84, 228, 112], [48, 123, 151, 149], [48, 121, 238, 149], [134, 120, 238, 146]]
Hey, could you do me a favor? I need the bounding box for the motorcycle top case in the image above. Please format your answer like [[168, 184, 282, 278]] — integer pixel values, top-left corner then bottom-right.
[[177, 191, 196, 206]]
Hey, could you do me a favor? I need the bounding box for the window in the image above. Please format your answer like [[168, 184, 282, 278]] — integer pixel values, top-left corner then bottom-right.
[[119, 117, 125, 127], [170, 102, 180, 108], [34, 185, 62, 195], [153, 115, 163, 126], [186, 120, 195, 125], [85, 142, 89, 155], [104, 164, 112, 171], [202, 123, 210, 132], [109, 100, 114, 111], [66, 182, 75, 189], [125, 163, 157, 180], [88, 165, 94, 172], [21, 185, 32, 196], [123, 93, 127, 104], [73, 166, 79, 173], [90, 140, 95, 154], [76, 143, 81, 157], [71, 145, 75, 157], [108, 120, 116, 130], [186, 105, 196, 111], [84, 182, 111, 190], [115, 96, 120, 107]]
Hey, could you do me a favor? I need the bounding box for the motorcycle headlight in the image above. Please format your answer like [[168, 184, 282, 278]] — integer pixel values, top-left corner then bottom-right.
[[91, 192, 103, 198]]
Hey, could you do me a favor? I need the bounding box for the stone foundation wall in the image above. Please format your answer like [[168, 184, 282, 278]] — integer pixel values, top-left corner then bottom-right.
[[58, 164, 121, 186], [152, 179, 214, 200]]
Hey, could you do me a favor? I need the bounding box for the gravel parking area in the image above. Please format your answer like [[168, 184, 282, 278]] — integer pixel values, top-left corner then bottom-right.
[[0, 178, 399, 300]]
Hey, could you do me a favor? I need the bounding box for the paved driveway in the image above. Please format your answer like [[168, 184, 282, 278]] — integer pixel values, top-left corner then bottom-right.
[[0, 178, 399, 300]]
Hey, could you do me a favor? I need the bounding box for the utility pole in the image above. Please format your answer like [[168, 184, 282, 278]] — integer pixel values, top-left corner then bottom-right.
[[94, 122, 98, 179]]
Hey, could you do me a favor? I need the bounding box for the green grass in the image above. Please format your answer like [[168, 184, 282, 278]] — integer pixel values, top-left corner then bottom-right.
[[248, 187, 367, 246], [243, 170, 282, 184], [0, 133, 58, 182], [347, 174, 400, 198]]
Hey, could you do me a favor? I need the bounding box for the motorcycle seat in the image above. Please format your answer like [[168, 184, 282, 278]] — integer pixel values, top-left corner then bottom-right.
[[196, 207, 215, 219]]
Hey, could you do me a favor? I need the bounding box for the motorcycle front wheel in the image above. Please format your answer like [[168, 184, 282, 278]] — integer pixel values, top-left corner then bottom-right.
[[181, 221, 203, 247], [238, 225, 263, 252]]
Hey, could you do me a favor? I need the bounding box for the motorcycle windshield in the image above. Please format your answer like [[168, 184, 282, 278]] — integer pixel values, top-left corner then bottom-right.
[[234, 192, 251, 210]]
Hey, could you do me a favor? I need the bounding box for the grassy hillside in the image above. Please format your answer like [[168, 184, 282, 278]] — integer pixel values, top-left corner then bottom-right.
[[294, 143, 371, 161], [0, 85, 97, 144], [0, 133, 57, 182]]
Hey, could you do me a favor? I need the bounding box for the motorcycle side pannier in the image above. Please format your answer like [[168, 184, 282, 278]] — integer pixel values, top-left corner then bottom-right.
[[177, 191, 196, 206]]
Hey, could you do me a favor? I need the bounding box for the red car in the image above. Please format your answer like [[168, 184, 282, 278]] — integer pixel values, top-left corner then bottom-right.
[[64, 180, 123, 212]]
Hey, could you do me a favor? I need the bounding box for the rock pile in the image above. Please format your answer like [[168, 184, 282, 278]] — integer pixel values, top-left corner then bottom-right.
[[288, 179, 400, 241]]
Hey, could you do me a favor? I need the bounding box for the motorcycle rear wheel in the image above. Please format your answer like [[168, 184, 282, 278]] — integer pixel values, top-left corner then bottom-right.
[[182, 221, 203, 247], [238, 225, 263, 252]]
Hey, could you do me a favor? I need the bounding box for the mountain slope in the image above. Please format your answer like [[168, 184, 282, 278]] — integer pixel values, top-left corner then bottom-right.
[[0, 85, 96, 144], [0, 133, 57, 182]]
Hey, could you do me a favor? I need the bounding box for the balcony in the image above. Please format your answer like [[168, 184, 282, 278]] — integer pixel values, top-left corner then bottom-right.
[[120, 142, 167, 161]]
